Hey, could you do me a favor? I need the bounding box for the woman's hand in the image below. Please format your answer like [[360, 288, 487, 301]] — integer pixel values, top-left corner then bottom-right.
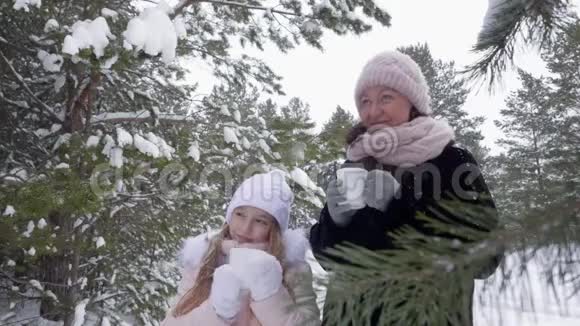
[[326, 179, 359, 226], [363, 170, 401, 212]]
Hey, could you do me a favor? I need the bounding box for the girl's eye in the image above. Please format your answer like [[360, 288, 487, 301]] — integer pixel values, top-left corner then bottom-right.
[[256, 219, 268, 226]]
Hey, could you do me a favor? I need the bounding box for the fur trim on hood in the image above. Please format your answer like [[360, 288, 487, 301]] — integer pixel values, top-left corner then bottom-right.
[[179, 228, 310, 270]]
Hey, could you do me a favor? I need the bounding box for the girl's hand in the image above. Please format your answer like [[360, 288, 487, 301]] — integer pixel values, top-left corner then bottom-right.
[[229, 248, 283, 301], [210, 265, 244, 320]]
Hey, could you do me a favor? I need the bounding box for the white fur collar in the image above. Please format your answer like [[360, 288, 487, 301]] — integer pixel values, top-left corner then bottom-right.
[[179, 228, 309, 269]]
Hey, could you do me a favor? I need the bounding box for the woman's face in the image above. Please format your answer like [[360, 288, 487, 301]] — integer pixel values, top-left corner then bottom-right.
[[229, 206, 274, 244], [358, 86, 412, 128]]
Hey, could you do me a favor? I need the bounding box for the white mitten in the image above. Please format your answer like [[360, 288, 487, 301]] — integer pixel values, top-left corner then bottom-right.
[[210, 265, 244, 320], [363, 169, 401, 212], [229, 248, 283, 301]]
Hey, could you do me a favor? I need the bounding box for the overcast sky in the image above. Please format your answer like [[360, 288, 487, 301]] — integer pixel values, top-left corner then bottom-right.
[[185, 0, 579, 155]]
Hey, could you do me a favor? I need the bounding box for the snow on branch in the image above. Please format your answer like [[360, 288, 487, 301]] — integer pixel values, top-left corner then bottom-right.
[[172, 0, 301, 19], [0, 92, 30, 109], [119, 69, 186, 96], [0, 49, 62, 123], [92, 110, 195, 123]]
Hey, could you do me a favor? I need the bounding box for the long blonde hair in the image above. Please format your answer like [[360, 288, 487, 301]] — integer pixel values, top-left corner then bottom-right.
[[172, 222, 288, 317]]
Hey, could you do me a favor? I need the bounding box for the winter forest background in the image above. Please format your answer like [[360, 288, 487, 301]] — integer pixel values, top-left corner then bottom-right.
[[0, 0, 579, 325]]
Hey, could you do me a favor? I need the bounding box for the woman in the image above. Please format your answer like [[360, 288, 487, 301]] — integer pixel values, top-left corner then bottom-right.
[[162, 170, 320, 326], [309, 51, 502, 325]]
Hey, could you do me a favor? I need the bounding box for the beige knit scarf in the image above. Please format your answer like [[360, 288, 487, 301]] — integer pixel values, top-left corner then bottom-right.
[[346, 116, 455, 167]]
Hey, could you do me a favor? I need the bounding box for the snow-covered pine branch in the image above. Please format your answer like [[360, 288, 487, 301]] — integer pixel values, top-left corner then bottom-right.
[[0, 49, 61, 123]]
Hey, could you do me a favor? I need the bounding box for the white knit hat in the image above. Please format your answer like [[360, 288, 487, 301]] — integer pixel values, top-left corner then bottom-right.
[[354, 50, 432, 115], [225, 170, 294, 231]]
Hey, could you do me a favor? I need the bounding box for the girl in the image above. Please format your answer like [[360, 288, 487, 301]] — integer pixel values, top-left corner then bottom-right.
[[162, 170, 320, 326], [309, 50, 502, 325]]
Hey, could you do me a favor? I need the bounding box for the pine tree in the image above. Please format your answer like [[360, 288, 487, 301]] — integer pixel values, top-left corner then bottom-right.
[[489, 18, 580, 230], [478, 21, 580, 314], [0, 0, 392, 324], [258, 97, 325, 229], [492, 69, 558, 225], [318, 105, 356, 163], [467, 0, 573, 86], [270, 98, 317, 164], [398, 43, 489, 162], [540, 18, 580, 225]]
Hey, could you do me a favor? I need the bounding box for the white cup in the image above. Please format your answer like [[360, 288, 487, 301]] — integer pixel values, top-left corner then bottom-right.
[[336, 167, 368, 209]]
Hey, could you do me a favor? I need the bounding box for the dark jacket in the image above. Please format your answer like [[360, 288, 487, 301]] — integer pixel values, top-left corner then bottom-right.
[[309, 142, 502, 326]]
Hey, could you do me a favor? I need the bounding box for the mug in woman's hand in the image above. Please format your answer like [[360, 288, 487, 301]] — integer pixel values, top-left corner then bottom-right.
[[336, 167, 368, 210]]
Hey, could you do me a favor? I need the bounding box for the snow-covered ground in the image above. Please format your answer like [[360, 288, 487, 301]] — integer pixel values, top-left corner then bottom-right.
[[474, 247, 580, 326]]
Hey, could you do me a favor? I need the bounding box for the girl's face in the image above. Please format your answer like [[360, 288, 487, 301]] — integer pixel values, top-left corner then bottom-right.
[[358, 86, 412, 128], [229, 206, 274, 244]]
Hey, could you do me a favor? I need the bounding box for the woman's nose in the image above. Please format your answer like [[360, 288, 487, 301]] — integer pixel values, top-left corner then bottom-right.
[[368, 101, 383, 122]]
